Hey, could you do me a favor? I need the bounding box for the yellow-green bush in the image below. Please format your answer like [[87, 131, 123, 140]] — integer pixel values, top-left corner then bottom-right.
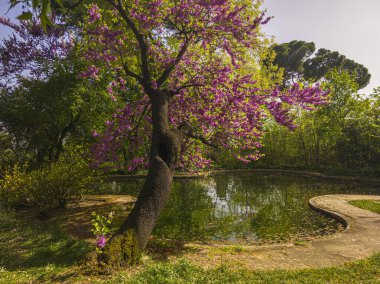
[[0, 147, 100, 209]]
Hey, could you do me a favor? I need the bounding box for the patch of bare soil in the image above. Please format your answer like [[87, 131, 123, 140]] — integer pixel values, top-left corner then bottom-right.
[[61, 195, 136, 241]]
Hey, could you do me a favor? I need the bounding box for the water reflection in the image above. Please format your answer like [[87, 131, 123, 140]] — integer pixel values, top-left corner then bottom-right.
[[99, 173, 380, 244]]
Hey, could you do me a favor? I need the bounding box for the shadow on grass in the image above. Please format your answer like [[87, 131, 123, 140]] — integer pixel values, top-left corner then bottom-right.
[[0, 209, 92, 271], [0, 203, 203, 284], [146, 238, 202, 261], [0, 203, 197, 272]]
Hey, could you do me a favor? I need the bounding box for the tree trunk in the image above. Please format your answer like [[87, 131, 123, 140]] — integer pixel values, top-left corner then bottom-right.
[[315, 135, 321, 168], [101, 93, 180, 267], [299, 130, 308, 167]]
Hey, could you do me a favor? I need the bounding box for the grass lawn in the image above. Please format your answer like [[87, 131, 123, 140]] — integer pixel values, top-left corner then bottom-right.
[[349, 200, 380, 214], [0, 203, 380, 284]]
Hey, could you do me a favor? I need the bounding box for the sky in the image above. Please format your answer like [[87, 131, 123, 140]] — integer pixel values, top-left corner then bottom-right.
[[1, 1, 379, 94], [261, 0, 380, 94], [0, 2, 20, 37]]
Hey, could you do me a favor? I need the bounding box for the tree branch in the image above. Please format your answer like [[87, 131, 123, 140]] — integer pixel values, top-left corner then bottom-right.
[[130, 102, 151, 140], [175, 83, 205, 93], [178, 121, 218, 149], [156, 38, 191, 87], [115, 46, 143, 82], [105, 0, 151, 82], [123, 63, 143, 82], [63, 0, 85, 10]]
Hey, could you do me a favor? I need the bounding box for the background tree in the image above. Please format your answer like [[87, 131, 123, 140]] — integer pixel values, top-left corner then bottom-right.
[[0, 70, 114, 167], [259, 70, 380, 176], [304, 48, 371, 89], [272, 40, 371, 89], [271, 40, 316, 86], [0, 16, 116, 168]]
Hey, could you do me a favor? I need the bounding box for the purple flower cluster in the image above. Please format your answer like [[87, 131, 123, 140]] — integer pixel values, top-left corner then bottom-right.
[[81, 1, 329, 170], [0, 16, 73, 84], [96, 235, 106, 248], [88, 4, 101, 23]]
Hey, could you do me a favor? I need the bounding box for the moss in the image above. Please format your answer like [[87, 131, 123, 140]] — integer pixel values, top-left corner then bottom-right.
[[102, 229, 142, 267]]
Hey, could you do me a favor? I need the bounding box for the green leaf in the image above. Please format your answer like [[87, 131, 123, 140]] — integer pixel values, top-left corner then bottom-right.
[[41, 0, 52, 14], [32, 0, 40, 9], [40, 13, 53, 31], [55, 0, 64, 7], [17, 11, 33, 21]]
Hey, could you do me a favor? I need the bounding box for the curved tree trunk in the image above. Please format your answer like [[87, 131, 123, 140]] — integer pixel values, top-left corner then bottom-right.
[[101, 93, 180, 267]]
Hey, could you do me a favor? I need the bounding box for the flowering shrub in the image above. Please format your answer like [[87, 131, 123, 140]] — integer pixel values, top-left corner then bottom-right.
[[91, 211, 114, 253]]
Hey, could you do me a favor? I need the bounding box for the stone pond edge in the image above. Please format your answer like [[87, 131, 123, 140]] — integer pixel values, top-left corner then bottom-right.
[[109, 169, 380, 184]]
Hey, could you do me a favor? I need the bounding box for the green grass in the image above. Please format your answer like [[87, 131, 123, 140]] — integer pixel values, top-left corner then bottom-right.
[[349, 200, 380, 214], [104, 256, 380, 284], [1, 206, 380, 284], [0, 207, 92, 283]]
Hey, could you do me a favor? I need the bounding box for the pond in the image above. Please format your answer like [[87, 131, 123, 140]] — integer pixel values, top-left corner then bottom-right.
[[99, 173, 380, 244]]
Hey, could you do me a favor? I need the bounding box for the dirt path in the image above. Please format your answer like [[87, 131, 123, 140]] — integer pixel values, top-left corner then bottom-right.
[[180, 195, 380, 270]]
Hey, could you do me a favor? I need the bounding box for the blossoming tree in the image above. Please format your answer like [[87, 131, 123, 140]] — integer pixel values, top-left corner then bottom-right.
[[78, 0, 328, 266], [10, 0, 328, 266]]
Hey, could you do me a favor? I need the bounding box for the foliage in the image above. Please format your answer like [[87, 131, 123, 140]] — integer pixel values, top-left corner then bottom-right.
[[272, 40, 371, 89], [0, 15, 72, 84], [0, 132, 17, 169], [304, 48, 371, 89], [8, 0, 66, 29], [0, 72, 115, 168], [0, 16, 117, 168], [258, 71, 380, 176], [272, 40, 316, 86], [78, 1, 327, 172], [91, 211, 114, 253], [0, 145, 100, 209]]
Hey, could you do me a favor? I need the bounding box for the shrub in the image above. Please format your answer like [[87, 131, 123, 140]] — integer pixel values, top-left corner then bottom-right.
[[0, 146, 100, 209]]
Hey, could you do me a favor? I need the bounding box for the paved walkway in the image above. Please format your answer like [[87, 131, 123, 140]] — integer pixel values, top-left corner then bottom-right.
[[183, 195, 380, 270]]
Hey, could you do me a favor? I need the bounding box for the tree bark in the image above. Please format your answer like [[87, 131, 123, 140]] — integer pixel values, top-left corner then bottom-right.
[[315, 135, 321, 168], [101, 92, 180, 267]]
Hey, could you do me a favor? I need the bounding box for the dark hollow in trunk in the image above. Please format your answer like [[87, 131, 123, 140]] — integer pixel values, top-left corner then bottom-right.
[[101, 93, 180, 267]]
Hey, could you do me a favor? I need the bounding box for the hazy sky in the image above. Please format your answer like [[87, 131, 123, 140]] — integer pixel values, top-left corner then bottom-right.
[[1, 1, 379, 93], [261, 0, 380, 94], [0, 3, 19, 37]]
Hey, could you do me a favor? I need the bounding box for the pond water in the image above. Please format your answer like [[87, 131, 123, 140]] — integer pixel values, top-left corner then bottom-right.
[[99, 173, 380, 244]]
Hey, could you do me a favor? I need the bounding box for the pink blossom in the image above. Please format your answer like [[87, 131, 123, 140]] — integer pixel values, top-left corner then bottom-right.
[[82, 1, 328, 171]]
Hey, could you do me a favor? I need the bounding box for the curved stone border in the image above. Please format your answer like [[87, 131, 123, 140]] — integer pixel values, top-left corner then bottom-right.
[[182, 195, 380, 270], [309, 196, 349, 230]]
